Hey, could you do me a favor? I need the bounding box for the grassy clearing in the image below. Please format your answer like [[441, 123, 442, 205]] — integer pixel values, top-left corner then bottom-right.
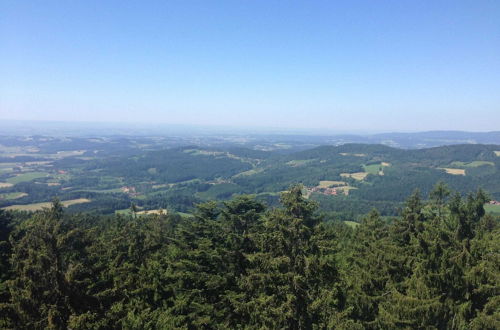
[[484, 204, 500, 214], [6, 172, 48, 184], [0, 182, 14, 188], [450, 161, 494, 168], [233, 168, 264, 178], [0, 167, 14, 174], [439, 168, 466, 176], [0, 163, 16, 168], [3, 198, 90, 211], [317, 180, 346, 188], [115, 208, 132, 215], [363, 162, 391, 175], [363, 164, 382, 175], [183, 149, 255, 164], [0, 192, 28, 200], [256, 191, 282, 197], [343, 221, 360, 228], [177, 212, 195, 218], [54, 150, 86, 158], [152, 183, 174, 189], [341, 172, 368, 180], [336, 186, 358, 191]]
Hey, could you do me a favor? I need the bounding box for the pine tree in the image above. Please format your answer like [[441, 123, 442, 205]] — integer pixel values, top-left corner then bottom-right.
[[241, 185, 348, 329], [8, 200, 97, 329]]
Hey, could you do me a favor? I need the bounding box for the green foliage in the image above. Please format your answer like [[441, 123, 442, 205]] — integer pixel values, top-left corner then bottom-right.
[[0, 184, 498, 328]]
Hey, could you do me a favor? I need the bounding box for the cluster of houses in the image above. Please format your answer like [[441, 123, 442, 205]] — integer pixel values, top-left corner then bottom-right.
[[121, 186, 139, 197], [489, 200, 500, 205], [307, 186, 349, 196]]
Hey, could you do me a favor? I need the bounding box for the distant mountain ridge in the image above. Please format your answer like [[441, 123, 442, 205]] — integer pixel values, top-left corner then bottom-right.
[[1, 120, 500, 150], [367, 131, 500, 148]]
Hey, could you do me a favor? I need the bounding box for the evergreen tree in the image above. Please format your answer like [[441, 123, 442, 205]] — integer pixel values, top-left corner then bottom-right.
[[7, 201, 97, 329], [241, 185, 349, 329]]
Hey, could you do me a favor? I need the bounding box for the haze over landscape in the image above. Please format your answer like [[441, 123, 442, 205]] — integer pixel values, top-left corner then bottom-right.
[[1, 2, 499, 329]]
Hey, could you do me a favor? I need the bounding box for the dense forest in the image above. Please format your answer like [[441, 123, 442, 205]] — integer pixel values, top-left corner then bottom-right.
[[0, 183, 498, 329]]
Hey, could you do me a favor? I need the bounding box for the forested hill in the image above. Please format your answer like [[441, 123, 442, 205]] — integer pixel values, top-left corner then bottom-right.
[[0, 184, 498, 328], [2, 141, 500, 219]]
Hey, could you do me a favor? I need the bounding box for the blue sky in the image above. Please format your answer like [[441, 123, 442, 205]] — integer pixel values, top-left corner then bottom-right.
[[1, 1, 499, 132]]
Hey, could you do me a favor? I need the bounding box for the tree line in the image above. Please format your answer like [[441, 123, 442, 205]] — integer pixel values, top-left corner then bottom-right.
[[0, 183, 498, 329]]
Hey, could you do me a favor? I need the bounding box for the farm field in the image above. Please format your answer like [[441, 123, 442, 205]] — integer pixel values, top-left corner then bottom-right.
[[317, 180, 347, 188], [0, 166, 14, 173], [439, 168, 466, 175], [6, 171, 48, 184], [339, 153, 366, 157], [343, 221, 360, 228], [0, 192, 28, 200], [76, 188, 124, 194], [336, 186, 357, 192], [484, 203, 500, 214], [341, 172, 368, 180], [116, 208, 167, 216], [3, 198, 91, 211], [233, 168, 264, 178], [363, 164, 382, 175], [0, 136, 499, 218], [450, 161, 495, 168], [177, 212, 195, 218]]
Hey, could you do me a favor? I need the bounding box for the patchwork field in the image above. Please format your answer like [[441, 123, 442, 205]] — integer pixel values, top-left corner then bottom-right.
[[6, 172, 49, 184], [3, 198, 91, 211], [439, 168, 466, 176]]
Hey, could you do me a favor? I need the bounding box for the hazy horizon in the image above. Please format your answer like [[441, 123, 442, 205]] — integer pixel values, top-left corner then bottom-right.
[[2, 1, 500, 131], [1, 119, 500, 138]]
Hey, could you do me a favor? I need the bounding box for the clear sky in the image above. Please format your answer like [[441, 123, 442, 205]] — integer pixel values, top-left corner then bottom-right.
[[1, 1, 499, 132]]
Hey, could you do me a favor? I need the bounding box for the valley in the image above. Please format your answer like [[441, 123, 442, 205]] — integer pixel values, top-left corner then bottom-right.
[[1, 134, 500, 221]]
